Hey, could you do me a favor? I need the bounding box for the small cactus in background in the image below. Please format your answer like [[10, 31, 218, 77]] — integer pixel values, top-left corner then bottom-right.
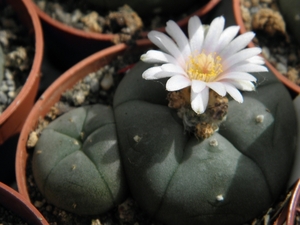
[[32, 104, 127, 215], [277, 0, 300, 43]]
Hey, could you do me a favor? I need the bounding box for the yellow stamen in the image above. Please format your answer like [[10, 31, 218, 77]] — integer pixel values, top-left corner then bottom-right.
[[186, 52, 223, 82]]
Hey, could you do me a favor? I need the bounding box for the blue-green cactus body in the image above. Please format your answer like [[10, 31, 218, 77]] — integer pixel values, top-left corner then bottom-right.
[[113, 61, 297, 225], [32, 104, 127, 215]]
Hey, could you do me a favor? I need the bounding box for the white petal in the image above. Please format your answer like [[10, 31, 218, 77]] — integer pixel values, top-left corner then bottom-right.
[[202, 16, 225, 53], [161, 63, 187, 75], [166, 75, 191, 91], [191, 80, 207, 93], [153, 71, 179, 79], [224, 63, 268, 73], [216, 25, 240, 53], [142, 67, 178, 80], [188, 16, 204, 54], [166, 20, 191, 59], [217, 72, 257, 82], [141, 50, 178, 65], [223, 83, 244, 103], [148, 31, 185, 66], [247, 56, 265, 64], [222, 79, 255, 91], [142, 67, 163, 80], [220, 32, 255, 58], [222, 47, 262, 71], [191, 87, 209, 114], [206, 82, 226, 96]]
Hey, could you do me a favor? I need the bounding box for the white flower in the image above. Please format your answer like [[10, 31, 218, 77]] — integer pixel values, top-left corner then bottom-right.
[[141, 16, 268, 114]]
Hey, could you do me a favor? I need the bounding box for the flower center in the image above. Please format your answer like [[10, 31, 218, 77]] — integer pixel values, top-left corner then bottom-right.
[[186, 52, 223, 82]]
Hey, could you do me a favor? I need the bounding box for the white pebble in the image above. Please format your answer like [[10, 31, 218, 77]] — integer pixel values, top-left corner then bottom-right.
[[276, 62, 287, 74], [261, 46, 270, 59], [133, 135, 142, 143], [7, 91, 15, 98], [101, 73, 114, 90]]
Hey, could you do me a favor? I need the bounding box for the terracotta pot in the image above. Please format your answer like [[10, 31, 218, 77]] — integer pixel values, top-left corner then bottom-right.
[[272, 179, 300, 225], [0, 182, 48, 224], [0, 0, 43, 145], [285, 179, 300, 225], [232, 0, 300, 93], [15, 40, 152, 214], [32, 0, 220, 70]]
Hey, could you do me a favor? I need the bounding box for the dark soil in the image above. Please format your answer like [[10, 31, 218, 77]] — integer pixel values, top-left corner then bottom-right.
[[0, 204, 28, 225]]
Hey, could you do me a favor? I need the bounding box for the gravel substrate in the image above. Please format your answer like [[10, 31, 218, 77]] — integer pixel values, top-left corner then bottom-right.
[[0, 3, 34, 114], [240, 0, 300, 85]]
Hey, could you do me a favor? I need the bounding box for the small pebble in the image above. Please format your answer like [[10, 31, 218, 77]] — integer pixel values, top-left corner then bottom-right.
[[8, 86, 15, 92], [34, 200, 44, 208], [276, 62, 287, 74], [133, 135, 142, 143], [73, 90, 86, 105], [71, 9, 82, 23], [261, 46, 270, 59], [277, 55, 287, 65], [83, 75, 91, 83], [101, 73, 114, 90], [90, 78, 99, 93], [6, 79, 15, 87], [91, 219, 102, 225], [0, 30, 9, 47], [0, 91, 7, 104], [55, 7, 72, 25], [27, 131, 39, 147], [7, 90, 15, 98], [288, 53, 297, 63], [36, 0, 46, 10], [4, 70, 13, 80], [216, 195, 224, 201], [0, 83, 8, 92]]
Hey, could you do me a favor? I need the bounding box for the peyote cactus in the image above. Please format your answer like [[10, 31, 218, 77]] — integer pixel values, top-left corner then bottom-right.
[[277, 0, 300, 44], [32, 104, 127, 215], [86, 0, 201, 17], [32, 60, 297, 224], [112, 61, 297, 225]]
